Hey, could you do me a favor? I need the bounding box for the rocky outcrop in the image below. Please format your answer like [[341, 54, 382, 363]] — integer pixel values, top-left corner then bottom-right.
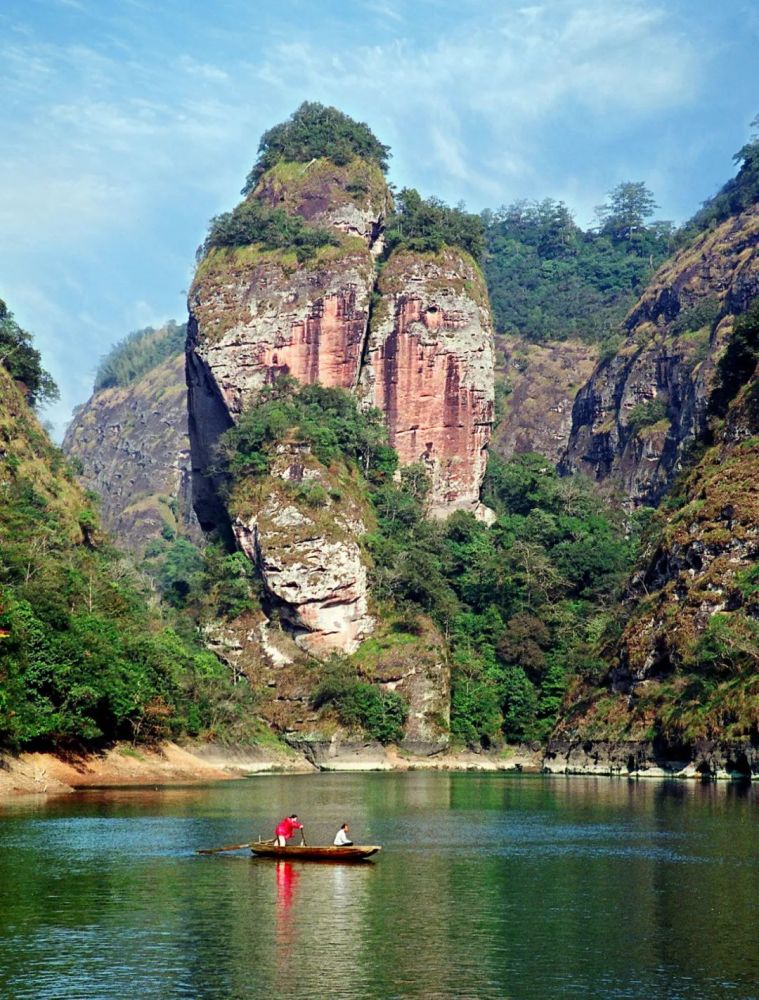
[[351, 618, 450, 752], [186, 159, 387, 425], [187, 158, 496, 656], [230, 441, 374, 656], [556, 329, 758, 750], [63, 352, 199, 554], [561, 206, 759, 505], [203, 610, 450, 750], [613, 366, 758, 692], [360, 248, 494, 519], [543, 738, 759, 778], [188, 244, 375, 418], [492, 336, 599, 465], [186, 162, 383, 655], [254, 157, 389, 247]]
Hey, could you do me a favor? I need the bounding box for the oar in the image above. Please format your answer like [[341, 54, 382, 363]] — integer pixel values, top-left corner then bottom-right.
[[197, 838, 274, 855], [301, 829, 307, 846]]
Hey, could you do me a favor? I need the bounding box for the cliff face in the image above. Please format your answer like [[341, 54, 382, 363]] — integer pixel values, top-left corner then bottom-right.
[[614, 370, 758, 695], [254, 157, 389, 246], [492, 336, 599, 465], [63, 352, 199, 555], [561, 206, 759, 505], [188, 243, 375, 417], [230, 441, 374, 655], [360, 248, 494, 518], [555, 309, 758, 757], [187, 158, 495, 655]]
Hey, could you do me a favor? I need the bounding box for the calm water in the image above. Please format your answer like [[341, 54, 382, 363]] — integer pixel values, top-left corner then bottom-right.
[[0, 773, 756, 1000]]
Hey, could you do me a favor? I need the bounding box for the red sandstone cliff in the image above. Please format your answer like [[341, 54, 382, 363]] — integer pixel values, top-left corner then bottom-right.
[[187, 158, 495, 655], [360, 248, 494, 519]]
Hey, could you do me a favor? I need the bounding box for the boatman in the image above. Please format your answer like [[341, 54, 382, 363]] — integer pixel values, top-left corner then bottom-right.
[[274, 814, 304, 847], [333, 822, 353, 847]]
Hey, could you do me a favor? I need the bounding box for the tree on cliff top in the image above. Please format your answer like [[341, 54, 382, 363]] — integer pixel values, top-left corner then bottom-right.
[[680, 113, 759, 239], [384, 188, 486, 260], [93, 321, 187, 392], [242, 102, 391, 194], [594, 182, 660, 244], [0, 299, 58, 407]]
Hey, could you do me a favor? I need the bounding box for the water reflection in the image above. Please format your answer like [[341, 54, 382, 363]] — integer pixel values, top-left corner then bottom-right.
[[0, 774, 755, 1000], [274, 860, 299, 973]]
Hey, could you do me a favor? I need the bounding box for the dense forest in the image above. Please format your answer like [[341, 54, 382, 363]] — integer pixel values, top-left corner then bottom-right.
[[483, 122, 759, 348], [482, 184, 674, 347], [0, 317, 262, 750], [202, 378, 638, 745]]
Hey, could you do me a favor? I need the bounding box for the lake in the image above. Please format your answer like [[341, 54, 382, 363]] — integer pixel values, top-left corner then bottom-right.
[[0, 772, 756, 999]]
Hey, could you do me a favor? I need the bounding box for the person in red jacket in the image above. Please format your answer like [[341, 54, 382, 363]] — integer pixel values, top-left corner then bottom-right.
[[274, 814, 304, 847]]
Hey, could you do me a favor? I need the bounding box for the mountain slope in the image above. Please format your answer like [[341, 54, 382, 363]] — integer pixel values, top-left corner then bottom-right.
[[560, 205, 759, 505], [553, 301, 758, 775], [0, 357, 255, 750], [64, 344, 198, 556]]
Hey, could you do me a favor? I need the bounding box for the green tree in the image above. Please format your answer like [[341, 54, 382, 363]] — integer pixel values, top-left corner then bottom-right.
[[0, 300, 59, 407], [682, 114, 759, 237], [595, 182, 658, 244], [499, 666, 539, 741], [242, 102, 390, 194], [384, 188, 485, 260], [94, 322, 186, 392], [199, 200, 339, 263]]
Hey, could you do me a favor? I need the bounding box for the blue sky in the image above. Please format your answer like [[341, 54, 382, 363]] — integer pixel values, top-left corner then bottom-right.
[[1, 0, 757, 438]]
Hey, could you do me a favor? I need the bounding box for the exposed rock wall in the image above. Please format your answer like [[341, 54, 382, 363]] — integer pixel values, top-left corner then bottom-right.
[[614, 368, 758, 690], [188, 245, 375, 418], [63, 353, 200, 554], [230, 442, 374, 656], [561, 206, 759, 505], [543, 738, 759, 779], [254, 158, 389, 246], [492, 336, 599, 465], [360, 248, 494, 518], [555, 339, 757, 751], [187, 160, 495, 656]]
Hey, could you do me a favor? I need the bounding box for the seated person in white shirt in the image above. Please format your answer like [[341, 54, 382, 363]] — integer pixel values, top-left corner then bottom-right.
[[333, 822, 353, 847]]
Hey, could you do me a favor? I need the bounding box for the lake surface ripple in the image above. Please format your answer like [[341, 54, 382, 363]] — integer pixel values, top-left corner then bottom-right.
[[0, 772, 756, 1000]]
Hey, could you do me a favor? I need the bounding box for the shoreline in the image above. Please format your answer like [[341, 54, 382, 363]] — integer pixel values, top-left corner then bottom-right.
[[1, 735, 755, 798]]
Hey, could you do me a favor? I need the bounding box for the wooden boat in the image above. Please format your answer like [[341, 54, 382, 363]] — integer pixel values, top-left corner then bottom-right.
[[250, 841, 381, 862]]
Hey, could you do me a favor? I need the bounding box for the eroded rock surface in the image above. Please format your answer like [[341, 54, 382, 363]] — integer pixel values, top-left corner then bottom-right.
[[64, 353, 199, 554], [230, 442, 374, 656], [188, 247, 375, 419], [561, 206, 759, 505], [614, 370, 758, 691], [492, 336, 599, 465], [360, 248, 494, 518]]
